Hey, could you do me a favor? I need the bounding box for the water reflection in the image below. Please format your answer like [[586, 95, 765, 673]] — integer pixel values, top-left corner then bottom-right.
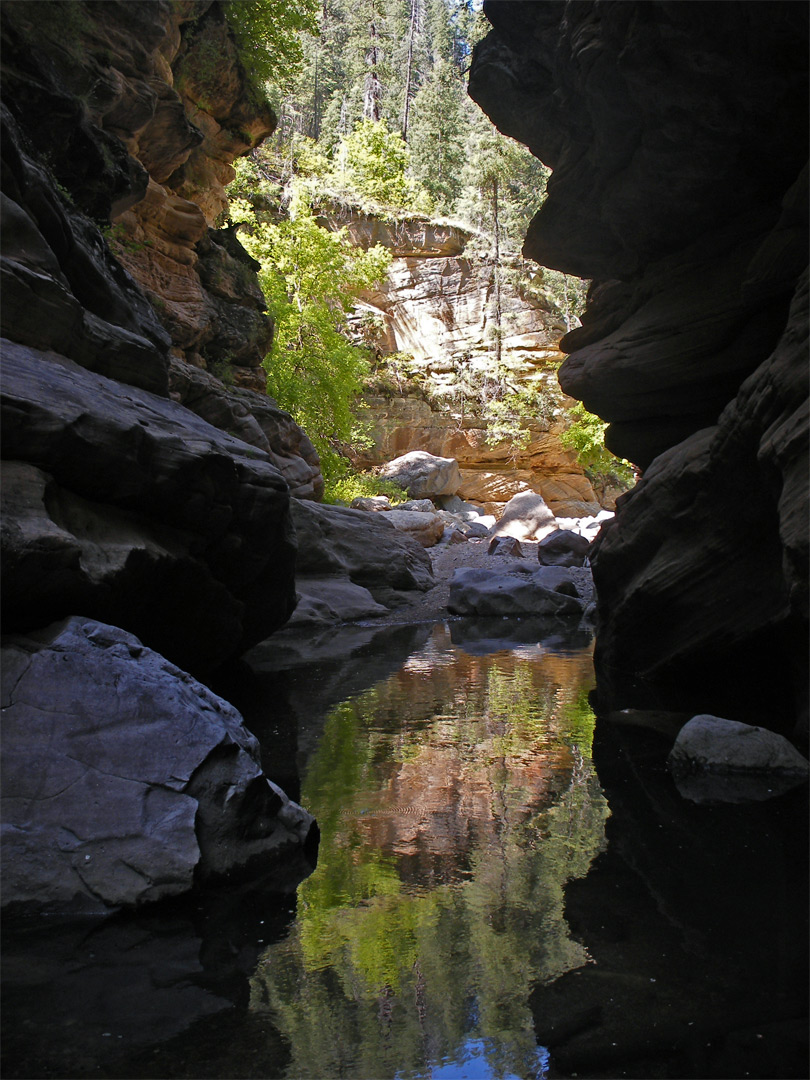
[[1, 621, 607, 1079], [250, 624, 608, 1080]]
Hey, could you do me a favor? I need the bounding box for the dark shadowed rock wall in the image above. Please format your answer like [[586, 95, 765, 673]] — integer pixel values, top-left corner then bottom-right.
[[0, 0, 327, 672], [0, 1, 328, 910], [469, 0, 809, 732]]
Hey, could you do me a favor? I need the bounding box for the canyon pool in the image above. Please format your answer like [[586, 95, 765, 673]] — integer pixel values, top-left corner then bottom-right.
[[2, 619, 806, 1079]]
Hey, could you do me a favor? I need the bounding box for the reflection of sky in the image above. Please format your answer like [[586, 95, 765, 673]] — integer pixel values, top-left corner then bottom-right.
[[397, 1037, 550, 1080]]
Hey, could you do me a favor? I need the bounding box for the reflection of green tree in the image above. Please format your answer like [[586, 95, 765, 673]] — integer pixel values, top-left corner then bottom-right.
[[251, 645, 608, 1079]]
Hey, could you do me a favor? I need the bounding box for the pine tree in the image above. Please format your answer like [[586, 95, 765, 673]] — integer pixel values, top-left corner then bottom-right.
[[408, 59, 466, 211]]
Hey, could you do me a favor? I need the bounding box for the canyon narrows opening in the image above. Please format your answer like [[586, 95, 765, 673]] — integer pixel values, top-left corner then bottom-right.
[[1, 1, 807, 1079]]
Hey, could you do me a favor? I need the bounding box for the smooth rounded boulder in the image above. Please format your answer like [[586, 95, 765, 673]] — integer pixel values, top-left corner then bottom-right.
[[488, 491, 557, 541], [668, 714, 810, 803], [447, 566, 583, 617], [379, 451, 461, 499]]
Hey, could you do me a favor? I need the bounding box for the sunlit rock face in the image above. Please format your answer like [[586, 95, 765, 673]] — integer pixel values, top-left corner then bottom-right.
[[469, 0, 809, 729], [332, 207, 603, 517]]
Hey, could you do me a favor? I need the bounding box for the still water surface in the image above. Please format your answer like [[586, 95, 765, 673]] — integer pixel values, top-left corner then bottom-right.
[[2, 622, 607, 1079]]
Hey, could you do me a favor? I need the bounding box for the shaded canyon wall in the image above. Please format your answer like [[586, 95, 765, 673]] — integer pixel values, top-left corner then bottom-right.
[[469, 0, 809, 731], [0, 0, 326, 674]]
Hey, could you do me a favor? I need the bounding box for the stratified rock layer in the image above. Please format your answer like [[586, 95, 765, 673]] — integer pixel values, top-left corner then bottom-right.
[[469, 0, 809, 729], [337, 204, 603, 517], [0, 0, 320, 669]]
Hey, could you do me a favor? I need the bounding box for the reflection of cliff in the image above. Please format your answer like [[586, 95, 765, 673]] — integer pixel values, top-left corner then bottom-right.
[[250, 631, 609, 1079]]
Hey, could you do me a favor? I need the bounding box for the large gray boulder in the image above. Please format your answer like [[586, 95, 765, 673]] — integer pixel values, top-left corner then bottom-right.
[[447, 566, 583, 617], [537, 529, 592, 567], [488, 491, 557, 541], [383, 508, 445, 547], [1, 617, 317, 914], [290, 499, 434, 591], [1, 343, 296, 674], [379, 451, 461, 499], [668, 714, 810, 803], [286, 577, 388, 627]]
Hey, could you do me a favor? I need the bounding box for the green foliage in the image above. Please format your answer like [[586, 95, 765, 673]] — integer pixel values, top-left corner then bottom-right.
[[456, 114, 551, 254], [408, 59, 467, 212], [539, 269, 589, 328], [237, 187, 391, 477], [323, 470, 407, 506], [333, 119, 433, 212], [481, 384, 559, 457], [207, 358, 236, 386], [560, 402, 636, 488], [224, 0, 319, 92]]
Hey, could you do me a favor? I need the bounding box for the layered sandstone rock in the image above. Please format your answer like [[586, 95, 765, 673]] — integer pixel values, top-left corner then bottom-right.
[[1, 342, 297, 674], [354, 394, 603, 517], [469, 0, 809, 729], [0, 0, 320, 673], [0, 0, 319, 433], [329, 203, 604, 517]]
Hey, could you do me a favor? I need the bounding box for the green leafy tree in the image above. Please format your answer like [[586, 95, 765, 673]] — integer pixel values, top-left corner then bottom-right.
[[236, 189, 391, 475], [334, 118, 432, 211], [224, 0, 319, 92], [560, 402, 636, 490]]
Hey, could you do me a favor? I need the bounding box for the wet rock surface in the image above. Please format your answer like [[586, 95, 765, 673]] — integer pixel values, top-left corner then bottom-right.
[[668, 715, 809, 804], [448, 565, 583, 619], [0, 618, 317, 914], [290, 498, 435, 595]]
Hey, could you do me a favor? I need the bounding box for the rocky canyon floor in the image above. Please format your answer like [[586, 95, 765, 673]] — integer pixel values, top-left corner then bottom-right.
[[374, 538, 597, 625]]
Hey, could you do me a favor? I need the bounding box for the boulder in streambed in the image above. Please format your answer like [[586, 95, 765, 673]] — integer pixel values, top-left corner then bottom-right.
[[488, 491, 558, 542], [290, 499, 434, 591], [350, 495, 392, 511], [488, 535, 524, 558], [668, 714, 810, 803], [447, 566, 583, 618], [286, 576, 388, 627], [379, 451, 461, 499], [0, 617, 317, 914], [537, 529, 592, 567], [383, 509, 445, 547]]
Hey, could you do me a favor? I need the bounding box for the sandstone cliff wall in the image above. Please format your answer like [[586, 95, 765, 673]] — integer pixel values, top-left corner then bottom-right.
[[0, 0, 334, 910], [322, 206, 605, 516], [469, 0, 809, 729]]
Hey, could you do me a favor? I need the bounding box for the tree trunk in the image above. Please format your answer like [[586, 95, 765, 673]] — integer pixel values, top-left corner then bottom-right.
[[493, 175, 502, 368], [401, 0, 417, 138], [363, 11, 383, 121]]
